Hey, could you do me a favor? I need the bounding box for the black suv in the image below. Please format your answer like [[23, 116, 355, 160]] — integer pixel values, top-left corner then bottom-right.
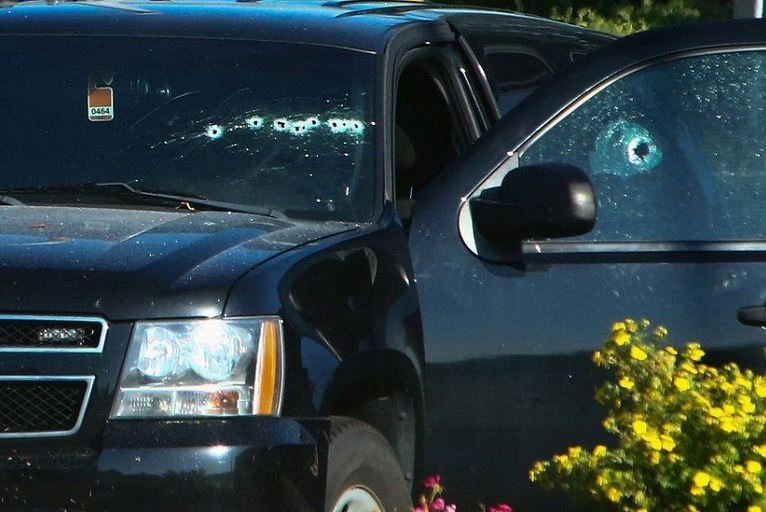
[[2, 1, 766, 510]]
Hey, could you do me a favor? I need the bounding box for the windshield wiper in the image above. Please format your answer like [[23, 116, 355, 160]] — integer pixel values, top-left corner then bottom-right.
[[0, 182, 282, 218]]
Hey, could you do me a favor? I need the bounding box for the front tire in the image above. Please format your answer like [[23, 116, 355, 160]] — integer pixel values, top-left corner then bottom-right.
[[325, 418, 412, 512]]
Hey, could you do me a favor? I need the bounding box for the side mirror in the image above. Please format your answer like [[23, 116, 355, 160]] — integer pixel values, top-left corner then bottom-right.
[[469, 163, 596, 244]]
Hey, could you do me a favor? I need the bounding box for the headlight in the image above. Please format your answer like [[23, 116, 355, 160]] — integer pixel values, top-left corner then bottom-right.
[[110, 317, 284, 419]]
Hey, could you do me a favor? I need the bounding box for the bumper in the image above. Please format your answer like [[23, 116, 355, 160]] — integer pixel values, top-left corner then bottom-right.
[[0, 417, 327, 512]]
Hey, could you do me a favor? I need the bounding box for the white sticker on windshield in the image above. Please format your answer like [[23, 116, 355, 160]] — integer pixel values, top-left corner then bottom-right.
[[88, 77, 114, 122]]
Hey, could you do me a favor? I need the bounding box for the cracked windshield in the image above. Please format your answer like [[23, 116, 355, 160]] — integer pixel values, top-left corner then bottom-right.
[[0, 37, 376, 221]]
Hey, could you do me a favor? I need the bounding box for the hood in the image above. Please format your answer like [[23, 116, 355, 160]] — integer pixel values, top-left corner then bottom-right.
[[0, 206, 353, 320]]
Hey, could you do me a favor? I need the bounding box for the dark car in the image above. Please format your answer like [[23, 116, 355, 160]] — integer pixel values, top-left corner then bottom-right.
[[1, 0, 764, 510]]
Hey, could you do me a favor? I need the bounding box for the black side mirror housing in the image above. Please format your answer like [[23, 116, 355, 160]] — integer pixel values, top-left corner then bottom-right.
[[470, 163, 596, 244]]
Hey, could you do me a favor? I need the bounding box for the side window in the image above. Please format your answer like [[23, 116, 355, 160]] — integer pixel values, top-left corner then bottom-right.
[[519, 50, 766, 242], [394, 59, 468, 221], [481, 47, 553, 114]]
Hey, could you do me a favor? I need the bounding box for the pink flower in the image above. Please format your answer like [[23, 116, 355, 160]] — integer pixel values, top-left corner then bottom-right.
[[432, 498, 445, 510], [489, 505, 512, 512], [445, 504, 457, 512], [413, 508, 426, 512], [423, 475, 442, 488]]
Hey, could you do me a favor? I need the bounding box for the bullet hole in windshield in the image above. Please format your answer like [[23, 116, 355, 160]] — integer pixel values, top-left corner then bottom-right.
[[196, 115, 366, 139], [148, 110, 371, 179], [631, 142, 651, 161], [205, 124, 225, 140], [245, 116, 264, 130], [327, 118, 365, 135], [273, 118, 290, 132]]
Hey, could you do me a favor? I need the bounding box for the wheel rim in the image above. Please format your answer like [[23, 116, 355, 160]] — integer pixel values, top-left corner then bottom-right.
[[332, 486, 384, 512]]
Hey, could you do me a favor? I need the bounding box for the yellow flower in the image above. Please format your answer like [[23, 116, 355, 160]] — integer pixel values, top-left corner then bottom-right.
[[755, 377, 766, 398], [742, 400, 756, 414], [650, 451, 661, 465], [709, 407, 724, 418], [690, 485, 705, 496], [611, 321, 626, 333], [528, 461, 546, 482], [553, 454, 572, 471], [596, 473, 608, 487], [619, 376, 635, 389], [661, 434, 676, 452], [724, 404, 736, 414], [626, 319, 638, 333], [710, 477, 723, 492], [606, 487, 621, 503], [753, 444, 766, 458], [737, 376, 753, 390], [592, 351, 603, 365], [681, 362, 698, 374], [593, 445, 607, 457], [642, 432, 662, 451], [747, 460, 762, 474], [630, 345, 648, 361], [721, 417, 737, 432], [687, 343, 705, 361], [674, 377, 691, 392], [613, 331, 631, 346], [654, 326, 669, 338], [568, 446, 582, 458], [640, 319, 651, 328], [693, 471, 711, 488], [633, 419, 648, 435], [748, 506, 761, 512]]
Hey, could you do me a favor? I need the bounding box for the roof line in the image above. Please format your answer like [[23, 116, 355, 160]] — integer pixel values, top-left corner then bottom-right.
[[322, 0, 430, 7], [1, 0, 155, 12], [335, 3, 433, 18]]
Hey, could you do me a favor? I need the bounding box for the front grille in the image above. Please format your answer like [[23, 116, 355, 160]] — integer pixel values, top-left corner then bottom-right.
[[0, 317, 105, 350], [0, 378, 92, 436]]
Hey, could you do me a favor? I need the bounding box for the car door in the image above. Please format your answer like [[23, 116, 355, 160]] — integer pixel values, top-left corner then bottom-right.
[[409, 22, 766, 511]]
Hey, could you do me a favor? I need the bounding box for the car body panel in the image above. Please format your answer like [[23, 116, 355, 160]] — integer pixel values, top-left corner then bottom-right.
[[0, 206, 355, 319], [410, 18, 766, 510], [0, 417, 326, 511]]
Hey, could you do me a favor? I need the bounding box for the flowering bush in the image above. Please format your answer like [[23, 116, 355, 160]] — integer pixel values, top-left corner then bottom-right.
[[529, 319, 766, 512], [413, 475, 512, 512]]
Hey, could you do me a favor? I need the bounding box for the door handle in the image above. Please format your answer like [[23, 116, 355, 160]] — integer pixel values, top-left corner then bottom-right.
[[738, 305, 766, 327]]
